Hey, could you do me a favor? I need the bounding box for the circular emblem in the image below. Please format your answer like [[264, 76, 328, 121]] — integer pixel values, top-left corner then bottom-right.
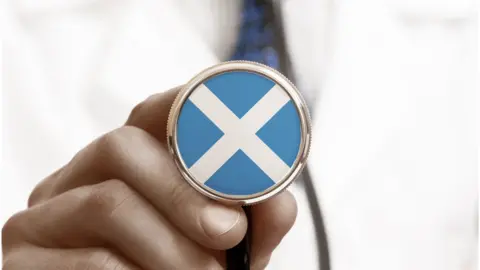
[[167, 61, 311, 205]]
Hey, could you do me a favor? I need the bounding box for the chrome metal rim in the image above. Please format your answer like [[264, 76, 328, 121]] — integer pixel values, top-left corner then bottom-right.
[[167, 61, 312, 205]]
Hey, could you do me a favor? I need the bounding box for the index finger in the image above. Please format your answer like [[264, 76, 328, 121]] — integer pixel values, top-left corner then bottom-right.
[[125, 86, 181, 143]]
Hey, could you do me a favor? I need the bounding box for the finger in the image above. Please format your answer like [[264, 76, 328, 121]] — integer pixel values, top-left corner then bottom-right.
[[125, 86, 180, 143], [27, 87, 181, 206], [27, 166, 64, 207], [30, 126, 247, 250], [3, 246, 138, 270], [250, 190, 297, 269], [5, 180, 222, 270]]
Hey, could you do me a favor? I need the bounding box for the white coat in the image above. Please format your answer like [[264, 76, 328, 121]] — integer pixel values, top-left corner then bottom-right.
[[2, 0, 477, 269]]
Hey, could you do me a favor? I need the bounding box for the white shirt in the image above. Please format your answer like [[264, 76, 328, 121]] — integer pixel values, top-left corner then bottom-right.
[[2, 0, 477, 269]]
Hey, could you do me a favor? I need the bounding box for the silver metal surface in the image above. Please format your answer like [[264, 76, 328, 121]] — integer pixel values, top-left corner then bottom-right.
[[167, 61, 312, 205]]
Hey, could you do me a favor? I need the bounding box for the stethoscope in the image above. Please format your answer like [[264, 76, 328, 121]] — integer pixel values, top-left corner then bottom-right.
[[166, 60, 330, 270], [166, 4, 331, 269]]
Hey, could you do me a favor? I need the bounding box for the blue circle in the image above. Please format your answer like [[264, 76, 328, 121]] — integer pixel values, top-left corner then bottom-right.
[[176, 71, 301, 196]]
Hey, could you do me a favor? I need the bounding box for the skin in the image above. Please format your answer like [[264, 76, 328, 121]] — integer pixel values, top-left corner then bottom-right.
[[2, 87, 298, 270]]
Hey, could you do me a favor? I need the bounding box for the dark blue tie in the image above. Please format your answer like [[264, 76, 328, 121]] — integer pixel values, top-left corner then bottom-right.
[[230, 0, 280, 70]]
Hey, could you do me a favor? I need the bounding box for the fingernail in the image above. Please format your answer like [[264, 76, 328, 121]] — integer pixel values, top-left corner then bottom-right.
[[201, 205, 240, 237]]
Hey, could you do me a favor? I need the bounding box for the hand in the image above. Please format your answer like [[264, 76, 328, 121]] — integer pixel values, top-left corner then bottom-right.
[[2, 87, 298, 270]]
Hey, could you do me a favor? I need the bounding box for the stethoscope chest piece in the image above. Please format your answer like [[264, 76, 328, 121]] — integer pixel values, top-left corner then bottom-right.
[[167, 61, 311, 206]]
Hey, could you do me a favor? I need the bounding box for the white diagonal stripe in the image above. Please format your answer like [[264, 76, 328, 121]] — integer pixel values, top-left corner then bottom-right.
[[189, 135, 239, 183], [189, 84, 239, 133], [241, 135, 291, 182], [186, 83, 292, 184], [241, 84, 290, 132]]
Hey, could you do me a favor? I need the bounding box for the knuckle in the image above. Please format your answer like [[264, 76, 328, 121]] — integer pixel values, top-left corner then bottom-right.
[[128, 100, 146, 121], [2, 212, 21, 234], [96, 126, 151, 155], [28, 184, 44, 207], [27, 167, 65, 207], [126, 93, 166, 126], [2, 211, 25, 248], [126, 89, 179, 139], [92, 127, 150, 171], [84, 180, 134, 220], [128, 93, 158, 117], [169, 182, 194, 209], [95, 128, 127, 155]]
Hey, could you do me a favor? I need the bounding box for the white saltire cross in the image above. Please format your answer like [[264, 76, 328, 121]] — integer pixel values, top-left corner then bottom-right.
[[188, 84, 291, 183]]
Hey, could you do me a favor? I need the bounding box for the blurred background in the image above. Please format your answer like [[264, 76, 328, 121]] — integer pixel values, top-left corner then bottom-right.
[[1, 0, 478, 269]]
